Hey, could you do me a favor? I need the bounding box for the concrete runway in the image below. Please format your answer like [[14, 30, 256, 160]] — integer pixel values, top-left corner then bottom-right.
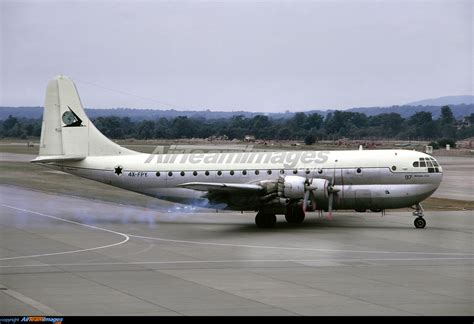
[[435, 156, 474, 201], [1, 185, 473, 316]]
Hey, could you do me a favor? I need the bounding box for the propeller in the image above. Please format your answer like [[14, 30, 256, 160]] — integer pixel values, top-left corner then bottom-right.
[[303, 178, 317, 211], [327, 161, 340, 219]]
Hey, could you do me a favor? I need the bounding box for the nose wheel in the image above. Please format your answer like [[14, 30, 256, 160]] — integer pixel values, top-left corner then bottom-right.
[[412, 203, 426, 229]]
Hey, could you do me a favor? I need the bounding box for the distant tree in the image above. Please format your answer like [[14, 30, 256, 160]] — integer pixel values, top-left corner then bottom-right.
[[154, 118, 172, 138], [407, 111, 438, 139], [172, 116, 196, 138], [323, 111, 368, 137], [306, 113, 324, 130], [290, 112, 307, 129], [428, 141, 440, 149], [438, 138, 456, 148], [468, 113, 474, 124], [25, 124, 34, 136], [438, 106, 457, 139], [369, 113, 404, 137], [137, 120, 155, 139], [440, 106, 455, 124], [304, 134, 316, 145], [3, 115, 18, 130]]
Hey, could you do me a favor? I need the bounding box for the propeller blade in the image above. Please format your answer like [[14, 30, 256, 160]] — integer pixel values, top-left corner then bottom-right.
[[331, 165, 336, 186], [310, 191, 317, 211], [327, 192, 334, 220], [303, 190, 310, 211]]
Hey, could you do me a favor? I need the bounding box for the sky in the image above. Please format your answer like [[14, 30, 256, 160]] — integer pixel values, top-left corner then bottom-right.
[[1, 0, 472, 112]]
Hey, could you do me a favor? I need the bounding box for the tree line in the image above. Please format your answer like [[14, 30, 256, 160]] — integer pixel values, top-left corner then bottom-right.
[[1, 106, 473, 142]]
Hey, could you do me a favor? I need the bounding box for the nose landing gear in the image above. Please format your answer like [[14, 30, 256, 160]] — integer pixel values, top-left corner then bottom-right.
[[413, 203, 426, 229]]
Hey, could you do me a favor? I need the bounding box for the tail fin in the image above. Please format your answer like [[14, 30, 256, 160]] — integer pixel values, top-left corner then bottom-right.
[[39, 75, 137, 157]]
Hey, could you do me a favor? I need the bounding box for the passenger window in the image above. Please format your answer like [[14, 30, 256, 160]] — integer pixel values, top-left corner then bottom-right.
[[280, 169, 285, 174], [193, 171, 197, 176], [217, 171, 222, 176], [230, 170, 234, 175], [293, 170, 298, 174], [156, 171, 161, 177], [180, 171, 185, 176], [205, 171, 210, 176], [267, 170, 272, 175], [242, 170, 247, 175], [168, 171, 173, 176], [255, 170, 260, 175]]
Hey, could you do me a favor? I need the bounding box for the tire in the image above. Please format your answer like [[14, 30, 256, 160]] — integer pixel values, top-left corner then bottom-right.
[[255, 212, 276, 228], [285, 205, 305, 224], [414, 217, 426, 229]]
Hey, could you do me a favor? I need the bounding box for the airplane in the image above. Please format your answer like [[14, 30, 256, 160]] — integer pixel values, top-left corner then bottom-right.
[[32, 75, 443, 229]]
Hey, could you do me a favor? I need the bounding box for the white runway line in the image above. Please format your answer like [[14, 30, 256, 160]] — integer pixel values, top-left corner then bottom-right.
[[0, 257, 473, 269], [129, 234, 474, 256], [2, 204, 473, 266], [0, 204, 130, 261], [2, 288, 62, 315]]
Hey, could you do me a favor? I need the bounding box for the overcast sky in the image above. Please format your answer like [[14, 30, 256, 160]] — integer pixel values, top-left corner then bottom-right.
[[1, 0, 472, 112]]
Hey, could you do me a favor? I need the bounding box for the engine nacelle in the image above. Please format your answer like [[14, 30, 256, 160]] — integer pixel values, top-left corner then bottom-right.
[[310, 178, 329, 201], [282, 176, 306, 199]]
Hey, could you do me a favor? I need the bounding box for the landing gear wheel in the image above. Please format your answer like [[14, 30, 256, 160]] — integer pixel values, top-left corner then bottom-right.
[[285, 204, 305, 224], [414, 217, 426, 229], [255, 212, 277, 228]]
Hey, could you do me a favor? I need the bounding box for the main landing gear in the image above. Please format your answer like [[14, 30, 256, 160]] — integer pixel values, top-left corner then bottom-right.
[[285, 204, 305, 224], [255, 211, 276, 228], [413, 203, 426, 229]]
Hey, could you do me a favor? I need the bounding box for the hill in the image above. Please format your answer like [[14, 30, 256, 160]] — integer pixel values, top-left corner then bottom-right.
[[405, 95, 473, 106], [1, 104, 473, 121]]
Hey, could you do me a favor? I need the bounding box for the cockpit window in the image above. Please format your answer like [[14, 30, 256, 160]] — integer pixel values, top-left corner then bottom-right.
[[413, 157, 441, 173]]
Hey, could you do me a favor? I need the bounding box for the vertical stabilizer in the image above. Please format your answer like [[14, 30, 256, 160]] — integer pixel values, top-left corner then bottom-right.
[[39, 75, 137, 157]]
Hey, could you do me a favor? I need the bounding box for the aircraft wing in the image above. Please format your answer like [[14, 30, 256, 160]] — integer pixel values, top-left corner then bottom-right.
[[177, 182, 263, 193]]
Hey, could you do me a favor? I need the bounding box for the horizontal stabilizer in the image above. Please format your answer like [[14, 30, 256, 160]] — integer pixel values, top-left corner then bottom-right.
[[177, 182, 263, 193], [31, 155, 86, 163]]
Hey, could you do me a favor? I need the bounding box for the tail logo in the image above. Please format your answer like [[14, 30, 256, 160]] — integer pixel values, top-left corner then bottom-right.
[[62, 106, 84, 127]]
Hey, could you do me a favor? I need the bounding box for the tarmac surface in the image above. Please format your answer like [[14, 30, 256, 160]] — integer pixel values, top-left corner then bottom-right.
[[0, 152, 473, 315], [1, 185, 473, 316], [434, 156, 474, 201]]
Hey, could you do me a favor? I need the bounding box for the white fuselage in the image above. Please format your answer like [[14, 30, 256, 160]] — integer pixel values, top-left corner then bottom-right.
[[46, 149, 442, 212]]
